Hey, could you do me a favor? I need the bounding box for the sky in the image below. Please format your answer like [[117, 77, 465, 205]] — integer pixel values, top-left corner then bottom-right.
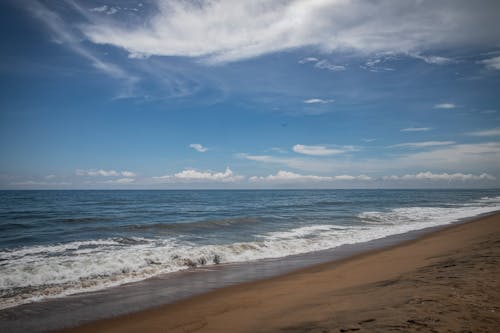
[[1, 0, 500, 189]]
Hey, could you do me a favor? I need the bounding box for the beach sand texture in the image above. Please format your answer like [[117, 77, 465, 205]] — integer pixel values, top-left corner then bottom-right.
[[62, 213, 500, 333]]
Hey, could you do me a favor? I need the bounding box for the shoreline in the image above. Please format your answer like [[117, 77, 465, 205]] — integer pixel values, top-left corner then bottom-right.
[[59, 211, 500, 332], [1, 211, 498, 332]]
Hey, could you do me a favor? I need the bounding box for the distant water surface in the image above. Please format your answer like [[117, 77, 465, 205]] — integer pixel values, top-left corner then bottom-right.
[[1, 189, 499, 309]]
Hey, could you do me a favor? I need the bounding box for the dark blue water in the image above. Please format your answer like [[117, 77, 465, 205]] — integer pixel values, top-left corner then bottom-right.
[[1, 189, 499, 309]]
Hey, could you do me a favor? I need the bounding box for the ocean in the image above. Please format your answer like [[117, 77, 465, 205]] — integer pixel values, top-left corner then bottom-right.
[[1, 189, 500, 311]]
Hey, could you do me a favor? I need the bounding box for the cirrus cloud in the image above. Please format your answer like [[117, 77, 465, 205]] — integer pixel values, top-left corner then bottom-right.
[[434, 103, 457, 109], [293, 144, 356, 156], [383, 171, 495, 181], [400, 127, 432, 132], [303, 98, 334, 104], [467, 128, 500, 137], [389, 141, 456, 149], [99, 178, 136, 184], [480, 55, 500, 70], [249, 170, 371, 182], [239, 142, 500, 176]]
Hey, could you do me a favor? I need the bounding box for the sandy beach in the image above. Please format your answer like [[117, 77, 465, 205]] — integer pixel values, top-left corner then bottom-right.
[[59, 212, 500, 333]]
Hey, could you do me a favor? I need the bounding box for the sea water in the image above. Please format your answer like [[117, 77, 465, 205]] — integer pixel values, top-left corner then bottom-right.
[[1, 189, 499, 310]]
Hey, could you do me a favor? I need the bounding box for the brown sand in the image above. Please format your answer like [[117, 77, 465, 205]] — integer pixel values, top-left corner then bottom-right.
[[62, 213, 500, 333]]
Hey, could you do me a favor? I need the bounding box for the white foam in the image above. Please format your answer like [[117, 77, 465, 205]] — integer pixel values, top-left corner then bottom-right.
[[261, 224, 337, 240], [2, 239, 122, 258], [358, 204, 500, 226], [476, 195, 500, 204], [1, 195, 499, 310]]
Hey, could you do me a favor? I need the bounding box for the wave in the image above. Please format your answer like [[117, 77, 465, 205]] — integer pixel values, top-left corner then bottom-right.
[[358, 196, 500, 225], [1, 196, 499, 310], [125, 216, 263, 232], [265, 200, 361, 210]]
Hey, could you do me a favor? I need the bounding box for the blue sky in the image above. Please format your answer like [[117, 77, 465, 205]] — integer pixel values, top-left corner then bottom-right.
[[1, 0, 500, 189]]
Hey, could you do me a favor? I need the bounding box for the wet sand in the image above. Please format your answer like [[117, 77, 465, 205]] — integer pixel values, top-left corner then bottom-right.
[[62, 213, 500, 333]]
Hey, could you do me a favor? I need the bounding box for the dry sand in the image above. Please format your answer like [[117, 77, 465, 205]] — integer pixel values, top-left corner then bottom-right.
[[62, 213, 500, 333]]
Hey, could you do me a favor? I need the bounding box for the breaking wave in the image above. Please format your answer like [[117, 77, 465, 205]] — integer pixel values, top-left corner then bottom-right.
[[1, 195, 499, 309]]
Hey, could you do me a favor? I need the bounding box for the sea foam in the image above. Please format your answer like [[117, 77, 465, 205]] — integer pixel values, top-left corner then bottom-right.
[[1, 195, 499, 309]]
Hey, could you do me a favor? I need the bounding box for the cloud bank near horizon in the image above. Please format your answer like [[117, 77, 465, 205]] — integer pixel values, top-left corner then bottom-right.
[[6, 168, 495, 189]]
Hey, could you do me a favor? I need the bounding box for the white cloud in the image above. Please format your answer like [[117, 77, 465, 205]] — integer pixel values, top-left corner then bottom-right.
[[314, 59, 346, 71], [293, 144, 356, 156], [467, 128, 500, 137], [303, 98, 334, 104], [361, 57, 395, 72], [390, 141, 455, 148], [89, 5, 118, 15], [153, 167, 244, 182], [75, 169, 136, 177], [76, 169, 118, 177], [388, 142, 500, 172], [240, 154, 281, 163], [100, 178, 136, 184], [121, 171, 137, 177], [249, 170, 371, 182], [25, 1, 138, 98], [45, 174, 56, 179], [298, 57, 319, 64], [189, 143, 208, 152], [107, 8, 118, 15], [10, 180, 72, 186], [480, 56, 500, 70], [250, 170, 332, 182], [115, 177, 135, 184], [383, 171, 495, 181], [434, 103, 457, 109], [79, 0, 500, 64], [299, 57, 345, 71], [400, 127, 432, 132], [410, 53, 452, 64], [27, 2, 131, 80], [90, 6, 108, 13], [335, 174, 372, 181], [239, 142, 500, 175], [268, 147, 288, 154]]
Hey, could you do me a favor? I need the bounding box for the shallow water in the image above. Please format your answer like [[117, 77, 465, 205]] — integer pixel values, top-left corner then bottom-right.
[[1, 189, 500, 310]]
